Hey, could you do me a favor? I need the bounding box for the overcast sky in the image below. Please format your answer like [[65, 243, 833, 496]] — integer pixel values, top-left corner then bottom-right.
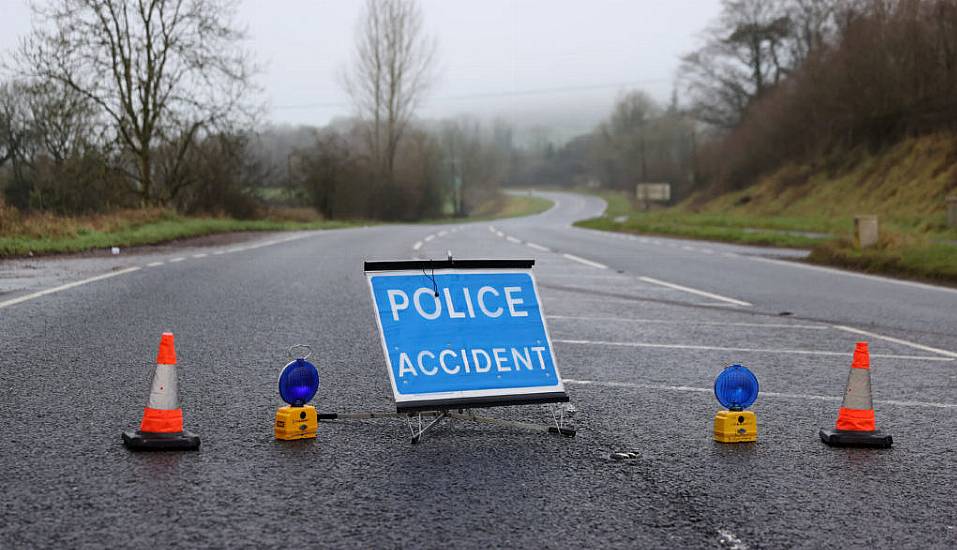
[[0, 0, 721, 135]]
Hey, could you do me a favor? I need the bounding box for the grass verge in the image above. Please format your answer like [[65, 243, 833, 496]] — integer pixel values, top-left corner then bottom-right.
[[0, 205, 357, 258], [0, 192, 554, 259], [571, 188, 957, 285], [574, 190, 825, 248]]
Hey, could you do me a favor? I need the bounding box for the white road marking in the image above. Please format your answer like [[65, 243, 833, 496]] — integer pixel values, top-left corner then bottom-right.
[[526, 242, 550, 252], [746, 255, 957, 295], [562, 253, 608, 270], [506, 236, 521, 244], [639, 276, 752, 307], [563, 379, 957, 409], [488, 226, 497, 233], [438, 230, 448, 237], [717, 529, 749, 550], [681, 245, 697, 252], [146, 261, 164, 267], [424, 234, 435, 242], [547, 315, 828, 330], [0, 267, 141, 310], [192, 253, 208, 259], [496, 231, 505, 237], [833, 325, 957, 359], [413, 241, 423, 251], [553, 339, 954, 361], [226, 248, 244, 253], [168, 257, 186, 263], [212, 250, 226, 255]]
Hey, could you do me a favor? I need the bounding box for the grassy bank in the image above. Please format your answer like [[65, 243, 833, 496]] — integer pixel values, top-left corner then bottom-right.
[[0, 206, 355, 258], [575, 190, 826, 248], [0, 192, 553, 258], [572, 133, 957, 284]]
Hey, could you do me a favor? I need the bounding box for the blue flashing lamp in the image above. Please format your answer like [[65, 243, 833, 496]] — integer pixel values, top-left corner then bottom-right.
[[278, 358, 320, 407], [714, 364, 759, 411]]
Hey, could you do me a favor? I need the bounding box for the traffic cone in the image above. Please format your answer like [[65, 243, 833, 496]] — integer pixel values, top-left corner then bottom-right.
[[819, 342, 892, 448], [122, 333, 201, 451]]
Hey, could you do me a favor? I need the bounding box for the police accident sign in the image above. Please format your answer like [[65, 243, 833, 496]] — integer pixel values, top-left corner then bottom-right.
[[365, 260, 567, 412]]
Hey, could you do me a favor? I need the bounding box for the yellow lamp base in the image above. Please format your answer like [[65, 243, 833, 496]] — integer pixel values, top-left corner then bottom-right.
[[275, 405, 318, 440], [714, 410, 757, 443]]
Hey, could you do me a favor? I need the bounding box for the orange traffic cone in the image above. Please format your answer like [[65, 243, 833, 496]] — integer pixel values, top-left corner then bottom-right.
[[122, 333, 200, 451], [819, 342, 892, 448]]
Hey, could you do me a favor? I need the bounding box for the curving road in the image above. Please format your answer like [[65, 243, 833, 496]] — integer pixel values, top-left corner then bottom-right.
[[1, 191, 955, 548]]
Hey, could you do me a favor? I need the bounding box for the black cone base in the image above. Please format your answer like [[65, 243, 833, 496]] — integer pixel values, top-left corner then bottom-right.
[[819, 428, 892, 448], [122, 430, 201, 451]]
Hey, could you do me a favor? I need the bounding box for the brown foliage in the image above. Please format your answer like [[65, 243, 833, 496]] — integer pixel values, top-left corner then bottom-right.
[[699, 0, 957, 193]]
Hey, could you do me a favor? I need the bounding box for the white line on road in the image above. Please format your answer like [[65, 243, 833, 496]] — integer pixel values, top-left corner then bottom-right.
[[506, 236, 521, 244], [639, 276, 752, 307], [496, 231, 505, 237], [562, 253, 608, 270], [747, 255, 957, 295], [526, 242, 550, 252], [0, 267, 141, 310], [488, 226, 496, 233], [146, 261, 164, 267], [413, 241, 423, 251], [717, 530, 749, 550], [438, 230, 448, 237], [192, 253, 208, 259], [833, 325, 957, 359], [547, 315, 829, 330], [168, 257, 186, 263], [553, 339, 954, 362], [563, 379, 957, 409], [212, 250, 226, 255], [424, 234, 435, 242]]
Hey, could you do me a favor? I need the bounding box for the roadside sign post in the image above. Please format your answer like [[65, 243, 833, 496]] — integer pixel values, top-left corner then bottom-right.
[[357, 258, 574, 443]]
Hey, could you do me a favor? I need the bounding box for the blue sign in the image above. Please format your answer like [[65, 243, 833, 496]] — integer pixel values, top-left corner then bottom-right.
[[366, 268, 564, 408]]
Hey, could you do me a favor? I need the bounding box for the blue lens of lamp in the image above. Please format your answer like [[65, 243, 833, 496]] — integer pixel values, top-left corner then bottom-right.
[[278, 358, 320, 406], [714, 364, 759, 410]]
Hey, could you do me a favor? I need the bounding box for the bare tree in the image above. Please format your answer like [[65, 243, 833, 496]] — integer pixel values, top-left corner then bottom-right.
[[16, 0, 254, 206], [344, 0, 436, 184], [681, 0, 793, 128]]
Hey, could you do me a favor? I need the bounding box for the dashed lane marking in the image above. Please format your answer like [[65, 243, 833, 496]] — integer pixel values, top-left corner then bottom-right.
[[526, 242, 550, 252], [564, 379, 957, 409], [0, 267, 142, 310], [506, 236, 522, 244], [562, 253, 608, 270], [168, 257, 186, 263], [413, 241, 423, 251], [192, 253, 208, 259], [746, 254, 957, 296], [833, 325, 957, 359], [424, 234, 435, 242], [639, 276, 752, 307], [553, 339, 954, 362], [717, 529, 749, 550], [547, 315, 829, 330], [146, 261, 164, 267]]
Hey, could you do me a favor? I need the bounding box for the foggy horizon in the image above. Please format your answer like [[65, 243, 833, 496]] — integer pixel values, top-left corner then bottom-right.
[[0, 0, 722, 136]]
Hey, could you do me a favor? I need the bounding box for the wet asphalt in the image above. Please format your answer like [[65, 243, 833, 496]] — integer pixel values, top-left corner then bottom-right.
[[1, 192, 955, 549]]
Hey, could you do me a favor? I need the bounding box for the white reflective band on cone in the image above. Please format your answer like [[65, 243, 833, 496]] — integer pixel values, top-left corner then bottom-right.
[[842, 367, 873, 410], [147, 364, 179, 410]]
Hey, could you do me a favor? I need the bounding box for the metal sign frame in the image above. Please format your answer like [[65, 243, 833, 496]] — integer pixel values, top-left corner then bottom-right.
[[364, 259, 569, 413]]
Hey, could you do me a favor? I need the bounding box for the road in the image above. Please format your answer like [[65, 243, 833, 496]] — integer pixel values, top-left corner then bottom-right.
[[1, 191, 955, 549]]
